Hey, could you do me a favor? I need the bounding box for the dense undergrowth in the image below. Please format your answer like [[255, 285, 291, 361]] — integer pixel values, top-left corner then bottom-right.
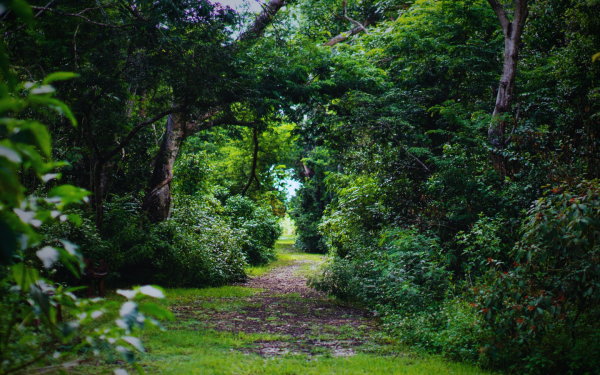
[[295, 0, 600, 374], [310, 181, 600, 374], [2, 0, 600, 372], [41, 192, 282, 288]]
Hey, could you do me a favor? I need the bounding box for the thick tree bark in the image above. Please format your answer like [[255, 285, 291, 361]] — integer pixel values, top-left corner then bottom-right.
[[236, 0, 287, 43], [88, 108, 177, 232], [142, 112, 185, 222], [487, 0, 528, 176], [241, 128, 259, 196]]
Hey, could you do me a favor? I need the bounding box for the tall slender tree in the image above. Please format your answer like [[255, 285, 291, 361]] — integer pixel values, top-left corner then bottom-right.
[[487, 0, 528, 175]]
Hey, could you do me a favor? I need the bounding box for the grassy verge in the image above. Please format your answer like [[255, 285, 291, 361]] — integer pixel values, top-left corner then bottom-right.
[[72, 236, 495, 375]]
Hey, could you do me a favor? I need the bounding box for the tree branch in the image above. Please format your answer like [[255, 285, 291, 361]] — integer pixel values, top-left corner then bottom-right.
[[486, 0, 510, 32], [241, 127, 259, 196], [335, 0, 368, 35], [513, 0, 528, 33], [236, 0, 286, 43], [117, 0, 147, 22], [30, 6, 135, 28], [101, 107, 181, 163]]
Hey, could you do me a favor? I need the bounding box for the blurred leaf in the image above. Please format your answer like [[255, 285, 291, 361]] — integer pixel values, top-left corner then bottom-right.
[[48, 185, 90, 207], [138, 285, 164, 299], [67, 213, 83, 226], [12, 263, 39, 292], [0, 144, 21, 163], [30, 85, 55, 95], [30, 284, 51, 317], [117, 289, 138, 299], [28, 97, 78, 126], [58, 248, 82, 277], [36, 246, 59, 268], [6, 0, 34, 28], [122, 336, 144, 352], [42, 72, 79, 84], [138, 303, 174, 320], [116, 345, 135, 363], [10, 121, 51, 158]]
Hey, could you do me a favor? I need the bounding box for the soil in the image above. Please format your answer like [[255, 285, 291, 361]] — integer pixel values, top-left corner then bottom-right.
[[170, 255, 383, 357]]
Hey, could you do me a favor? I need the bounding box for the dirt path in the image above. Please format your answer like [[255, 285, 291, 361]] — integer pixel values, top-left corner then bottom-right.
[[171, 249, 382, 357]]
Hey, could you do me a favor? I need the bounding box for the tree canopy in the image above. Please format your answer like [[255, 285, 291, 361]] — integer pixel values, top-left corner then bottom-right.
[[1, 0, 600, 373]]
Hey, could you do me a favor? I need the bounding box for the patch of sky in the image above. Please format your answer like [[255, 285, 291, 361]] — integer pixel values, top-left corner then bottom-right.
[[215, 0, 264, 13]]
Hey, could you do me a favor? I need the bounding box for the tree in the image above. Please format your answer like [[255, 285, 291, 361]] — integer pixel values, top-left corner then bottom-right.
[[3, 0, 241, 231], [142, 0, 288, 223], [486, 0, 528, 175]]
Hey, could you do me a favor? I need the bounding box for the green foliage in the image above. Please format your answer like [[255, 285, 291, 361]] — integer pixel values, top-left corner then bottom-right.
[[313, 228, 448, 314], [101, 194, 247, 287], [457, 214, 510, 279], [474, 180, 600, 373], [225, 196, 282, 266], [172, 152, 213, 197], [384, 299, 486, 365], [0, 9, 170, 371], [290, 147, 336, 254], [296, 0, 600, 373]]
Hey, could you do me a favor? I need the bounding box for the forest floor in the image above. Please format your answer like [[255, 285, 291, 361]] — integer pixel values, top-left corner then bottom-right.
[[82, 237, 494, 374]]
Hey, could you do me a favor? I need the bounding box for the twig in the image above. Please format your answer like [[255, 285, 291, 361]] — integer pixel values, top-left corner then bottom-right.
[[335, 0, 368, 35], [73, 24, 80, 69], [9, 65, 34, 81], [102, 106, 182, 163], [383, 122, 431, 172], [117, 0, 147, 21], [503, 102, 521, 146], [30, 6, 135, 28]]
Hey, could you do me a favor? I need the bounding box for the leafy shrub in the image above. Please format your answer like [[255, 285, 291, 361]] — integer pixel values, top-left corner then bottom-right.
[[103, 194, 247, 287], [313, 228, 449, 315], [474, 180, 600, 374], [225, 196, 282, 265], [384, 299, 486, 365], [319, 176, 387, 258], [0, 33, 170, 374], [456, 214, 511, 279]]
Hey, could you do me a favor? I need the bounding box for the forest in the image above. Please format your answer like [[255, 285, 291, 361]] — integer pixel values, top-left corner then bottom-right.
[[0, 0, 599, 373]]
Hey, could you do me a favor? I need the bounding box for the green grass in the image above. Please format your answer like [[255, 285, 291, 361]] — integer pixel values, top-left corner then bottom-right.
[[76, 327, 495, 374], [73, 237, 496, 375], [247, 235, 325, 277], [122, 329, 494, 375]]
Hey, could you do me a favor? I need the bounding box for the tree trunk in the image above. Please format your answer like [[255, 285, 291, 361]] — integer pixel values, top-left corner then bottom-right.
[[241, 128, 259, 196], [87, 107, 177, 231], [142, 112, 185, 223], [487, 0, 528, 176], [142, 0, 286, 223], [93, 161, 104, 233]]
